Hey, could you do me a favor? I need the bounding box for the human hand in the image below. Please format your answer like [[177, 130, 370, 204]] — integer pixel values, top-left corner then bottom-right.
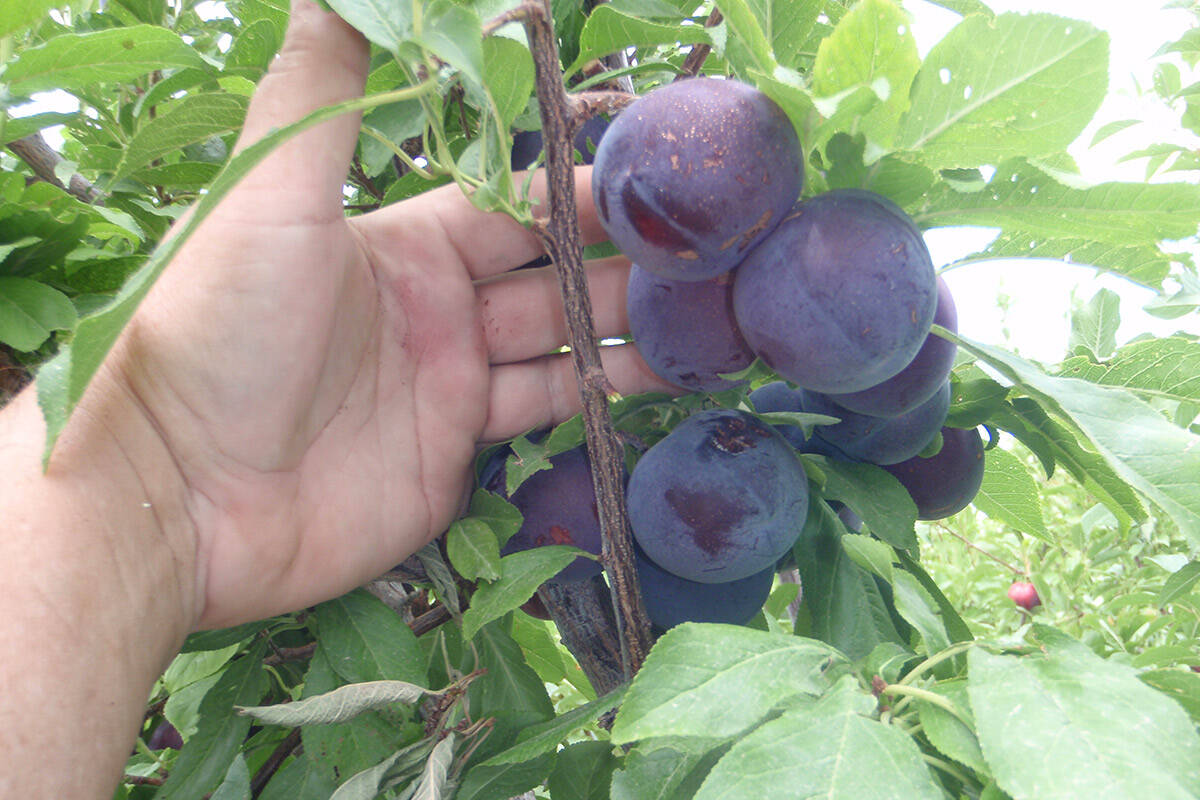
[[114, 0, 673, 629]]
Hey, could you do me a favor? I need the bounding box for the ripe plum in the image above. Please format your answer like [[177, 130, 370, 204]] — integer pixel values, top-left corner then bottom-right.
[[511, 114, 610, 170], [825, 277, 958, 417], [626, 409, 809, 583], [486, 445, 604, 583], [748, 381, 845, 457], [733, 189, 937, 393], [803, 381, 951, 465], [627, 265, 754, 391], [883, 426, 985, 519], [636, 549, 773, 629], [592, 78, 803, 281]]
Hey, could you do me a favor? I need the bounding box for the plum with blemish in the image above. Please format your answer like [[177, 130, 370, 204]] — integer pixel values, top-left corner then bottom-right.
[[733, 189, 937, 393], [592, 78, 803, 281], [626, 264, 754, 391], [485, 445, 604, 583], [626, 409, 808, 583], [825, 276, 958, 417]]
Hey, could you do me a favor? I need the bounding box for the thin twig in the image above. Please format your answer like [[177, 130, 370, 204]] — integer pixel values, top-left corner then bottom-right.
[[520, 0, 652, 676], [250, 729, 302, 797], [7, 132, 103, 204], [676, 9, 723, 80], [935, 523, 1023, 575]]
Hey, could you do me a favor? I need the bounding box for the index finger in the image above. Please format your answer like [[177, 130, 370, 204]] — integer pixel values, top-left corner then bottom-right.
[[354, 165, 611, 280]]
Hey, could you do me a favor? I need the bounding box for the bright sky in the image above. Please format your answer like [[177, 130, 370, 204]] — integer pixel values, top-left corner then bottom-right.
[[10, 2, 1199, 360]]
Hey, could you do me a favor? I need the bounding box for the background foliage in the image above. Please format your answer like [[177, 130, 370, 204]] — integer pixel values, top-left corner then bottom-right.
[[2, 0, 1199, 798]]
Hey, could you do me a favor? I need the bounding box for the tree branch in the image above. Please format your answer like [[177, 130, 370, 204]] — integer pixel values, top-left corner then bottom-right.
[[7, 132, 103, 204], [676, 9, 723, 80], [519, 0, 653, 676]]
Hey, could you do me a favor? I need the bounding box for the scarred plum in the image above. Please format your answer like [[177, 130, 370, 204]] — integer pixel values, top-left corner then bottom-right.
[[825, 276, 958, 417], [626, 409, 808, 583], [626, 264, 754, 391], [592, 78, 803, 281], [733, 189, 937, 393]]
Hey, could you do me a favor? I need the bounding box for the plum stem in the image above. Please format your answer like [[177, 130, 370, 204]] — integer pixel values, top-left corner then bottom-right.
[[676, 9, 723, 80], [520, 0, 653, 678]]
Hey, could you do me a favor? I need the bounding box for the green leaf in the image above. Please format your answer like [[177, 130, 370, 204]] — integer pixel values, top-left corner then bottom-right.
[[817, 459, 918, 550], [508, 613, 567, 685], [1069, 288, 1121, 361], [793, 499, 905, 660], [0, 277, 77, 351], [610, 739, 724, 800], [952, 332, 1200, 543], [455, 753, 554, 800], [916, 160, 1200, 247], [840, 533, 895, 583], [4, 26, 208, 93], [226, 18, 282, 72], [1158, 561, 1200, 607], [1, 112, 79, 144], [917, 679, 988, 775], [715, 0, 776, 76], [35, 82, 435, 464], [0, 0, 57, 37], [461, 547, 583, 640], [610, 624, 846, 745], [326, 0, 412, 52], [947, 373, 1010, 428], [237, 680, 431, 726], [971, 446, 1049, 541], [891, 571, 951, 664], [968, 627, 1200, 800], [327, 737, 438, 800], [115, 93, 249, 180], [1057, 337, 1200, 406], [898, 14, 1108, 167], [416, 0, 484, 87], [547, 741, 618, 800], [180, 620, 273, 653], [1139, 669, 1200, 723], [692, 676, 942, 799], [467, 489, 523, 545], [896, 551, 974, 644], [210, 756, 251, 800], [483, 686, 625, 766], [571, 6, 714, 72], [464, 619, 556, 720], [482, 37, 534, 126], [812, 0, 920, 156], [257, 755, 338, 800], [447, 517, 502, 581], [158, 646, 269, 799], [312, 588, 426, 686], [953, 231, 1173, 289]]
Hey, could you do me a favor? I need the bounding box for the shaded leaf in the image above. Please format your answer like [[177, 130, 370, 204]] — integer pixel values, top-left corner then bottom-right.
[[972, 446, 1049, 541], [238, 680, 432, 726], [0, 277, 77, 351]]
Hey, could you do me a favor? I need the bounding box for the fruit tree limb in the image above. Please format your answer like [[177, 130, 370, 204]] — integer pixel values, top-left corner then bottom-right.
[[519, 0, 653, 676], [7, 132, 103, 204]]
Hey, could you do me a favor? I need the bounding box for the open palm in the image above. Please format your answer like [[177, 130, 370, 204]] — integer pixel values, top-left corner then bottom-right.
[[115, 1, 670, 629]]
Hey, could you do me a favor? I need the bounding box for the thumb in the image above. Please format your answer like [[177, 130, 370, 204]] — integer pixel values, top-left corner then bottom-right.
[[225, 0, 369, 222]]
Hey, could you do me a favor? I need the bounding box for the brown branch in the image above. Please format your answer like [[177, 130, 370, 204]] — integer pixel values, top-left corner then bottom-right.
[[568, 90, 637, 122], [538, 578, 627, 696], [520, 0, 652, 677], [676, 9, 723, 80], [250, 728, 302, 797], [0, 346, 31, 410], [123, 775, 165, 787], [7, 132, 103, 204]]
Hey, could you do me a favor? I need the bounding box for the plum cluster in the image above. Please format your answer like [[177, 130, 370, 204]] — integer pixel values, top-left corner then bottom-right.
[[485, 77, 989, 633]]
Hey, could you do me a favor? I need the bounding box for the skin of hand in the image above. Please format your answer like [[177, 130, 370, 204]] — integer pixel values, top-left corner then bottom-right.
[[0, 2, 672, 795]]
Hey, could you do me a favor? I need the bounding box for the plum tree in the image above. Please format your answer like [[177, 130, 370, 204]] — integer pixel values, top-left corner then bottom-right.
[[635, 548, 774, 630], [484, 445, 604, 583], [733, 189, 937, 393], [591, 78, 803, 281], [626, 408, 809, 583], [825, 276, 958, 417], [802, 382, 951, 465], [626, 265, 754, 391], [510, 114, 610, 170], [883, 425, 985, 520]]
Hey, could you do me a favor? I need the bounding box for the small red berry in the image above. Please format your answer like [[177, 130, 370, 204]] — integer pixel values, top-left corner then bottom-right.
[[1008, 581, 1041, 610]]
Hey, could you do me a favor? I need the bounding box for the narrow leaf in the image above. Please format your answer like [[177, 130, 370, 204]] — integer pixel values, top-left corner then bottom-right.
[[483, 686, 626, 766], [461, 547, 584, 640], [115, 94, 249, 179], [238, 680, 431, 726]]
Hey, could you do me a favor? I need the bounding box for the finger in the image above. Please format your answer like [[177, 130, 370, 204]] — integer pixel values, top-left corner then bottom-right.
[[477, 256, 632, 364], [357, 166, 611, 280], [225, 0, 369, 223], [481, 344, 682, 442]]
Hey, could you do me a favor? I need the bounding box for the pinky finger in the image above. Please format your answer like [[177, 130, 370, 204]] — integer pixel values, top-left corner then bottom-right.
[[480, 344, 683, 442]]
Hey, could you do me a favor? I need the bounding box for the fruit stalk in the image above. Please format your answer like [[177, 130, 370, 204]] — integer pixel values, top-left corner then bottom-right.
[[520, 0, 653, 676]]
